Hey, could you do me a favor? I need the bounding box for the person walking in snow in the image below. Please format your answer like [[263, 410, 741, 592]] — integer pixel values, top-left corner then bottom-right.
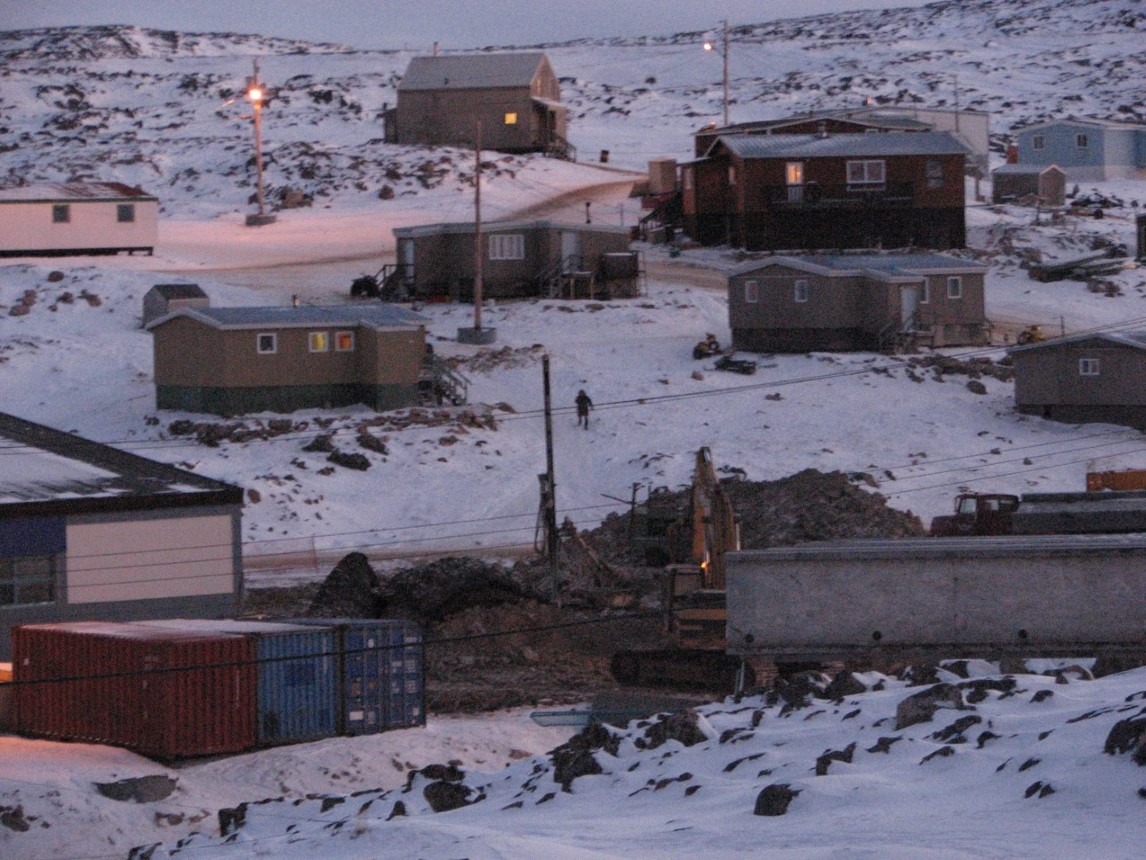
[[575, 389, 593, 429]]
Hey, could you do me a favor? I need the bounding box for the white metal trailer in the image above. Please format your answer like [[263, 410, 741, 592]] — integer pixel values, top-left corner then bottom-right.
[[0, 182, 158, 257], [726, 534, 1146, 664]]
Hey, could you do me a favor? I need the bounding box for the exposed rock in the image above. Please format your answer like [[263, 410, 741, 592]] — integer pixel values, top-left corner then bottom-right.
[[307, 551, 379, 617], [816, 742, 856, 775], [302, 433, 335, 453], [633, 710, 708, 750], [94, 775, 177, 803], [753, 783, 800, 816], [895, 683, 966, 730], [823, 671, 868, 700], [423, 780, 474, 812], [375, 557, 532, 625], [551, 747, 603, 791], [327, 449, 370, 470], [1104, 713, 1146, 756]]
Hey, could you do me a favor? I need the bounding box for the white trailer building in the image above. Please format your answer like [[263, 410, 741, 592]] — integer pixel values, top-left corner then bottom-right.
[[0, 182, 158, 257]]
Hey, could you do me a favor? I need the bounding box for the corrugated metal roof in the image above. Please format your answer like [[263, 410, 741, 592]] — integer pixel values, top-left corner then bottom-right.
[[147, 304, 428, 331], [0, 412, 241, 508], [1008, 329, 1146, 355], [0, 182, 156, 202], [728, 533, 1146, 562], [393, 219, 630, 239], [713, 131, 971, 159], [398, 52, 548, 91], [991, 163, 1065, 175], [1016, 117, 1146, 134], [731, 251, 987, 279]]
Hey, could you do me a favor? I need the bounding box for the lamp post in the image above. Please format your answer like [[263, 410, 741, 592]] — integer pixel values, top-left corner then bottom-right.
[[245, 59, 276, 227], [704, 20, 730, 127]]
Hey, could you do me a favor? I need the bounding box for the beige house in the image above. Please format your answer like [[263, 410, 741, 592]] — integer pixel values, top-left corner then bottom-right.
[[0, 183, 158, 257], [0, 412, 243, 661], [387, 52, 570, 157], [1010, 331, 1146, 430], [728, 252, 989, 353], [147, 305, 432, 415]]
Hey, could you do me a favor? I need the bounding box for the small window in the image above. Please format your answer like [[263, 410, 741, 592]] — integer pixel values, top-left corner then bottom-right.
[[1032, 135, 1045, 151], [335, 330, 355, 352], [846, 159, 886, 186], [0, 554, 57, 606], [946, 276, 963, 299], [925, 158, 944, 189], [309, 331, 330, 353], [504, 112, 518, 125], [744, 280, 759, 303], [728, 165, 737, 186], [52, 204, 70, 223], [116, 203, 135, 223], [257, 333, 277, 354], [920, 280, 931, 304], [489, 233, 525, 260], [683, 167, 693, 191], [1076, 133, 1089, 149], [794, 279, 810, 303], [1079, 358, 1100, 376]]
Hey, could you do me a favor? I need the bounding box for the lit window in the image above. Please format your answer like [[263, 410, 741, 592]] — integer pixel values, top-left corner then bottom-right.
[[946, 276, 963, 299], [0, 555, 57, 606], [309, 331, 330, 353], [489, 233, 525, 260], [504, 112, 518, 125], [744, 280, 759, 303], [335, 330, 355, 352], [794, 279, 810, 303], [257, 333, 277, 354], [117, 203, 135, 223], [1076, 134, 1089, 149], [1032, 135, 1045, 151], [846, 159, 886, 186], [52, 204, 70, 223], [1079, 358, 1100, 376]]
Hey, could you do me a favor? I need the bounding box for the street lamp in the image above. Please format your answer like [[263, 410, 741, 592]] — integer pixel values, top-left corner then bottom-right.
[[244, 59, 276, 227], [704, 20, 730, 127]]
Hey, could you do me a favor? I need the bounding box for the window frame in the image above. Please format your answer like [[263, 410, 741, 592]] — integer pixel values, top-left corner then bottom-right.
[[920, 279, 931, 304], [846, 159, 886, 187], [308, 331, 330, 353], [116, 203, 135, 223], [52, 203, 70, 224], [335, 330, 356, 352], [946, 276, 963, 300], [256, 332, 278, 354], [1032, 135, 1045, 151], [1079, 357, 1100, 377], [793, 278, 810, 303], [1075, 133, 1089, 149], [488, 233, 525, 261], [925, 158, 944, 190], [743, 279, 759, 304], [504, 111, 518, 125], [0, 553, 58, 606]]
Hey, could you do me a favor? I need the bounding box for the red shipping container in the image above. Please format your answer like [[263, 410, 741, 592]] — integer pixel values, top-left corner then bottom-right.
[[12, 621, 256, 759]]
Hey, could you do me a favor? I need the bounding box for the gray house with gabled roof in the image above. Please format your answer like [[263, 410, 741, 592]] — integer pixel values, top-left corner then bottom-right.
[[1010, 330, 1146, 429], [146, 305, 436, 415], [387, 52, 570, 157], [1014, 118, 1146, 181], [681, 131, 970, 251], [0, 411, 243, 660], [728, 252, 988, 353]]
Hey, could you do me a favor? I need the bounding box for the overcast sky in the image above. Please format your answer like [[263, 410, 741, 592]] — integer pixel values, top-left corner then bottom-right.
[[0, 1, 937, 50]]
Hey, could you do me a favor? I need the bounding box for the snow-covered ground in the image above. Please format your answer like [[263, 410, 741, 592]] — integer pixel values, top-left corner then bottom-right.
[[3, 2, 1146, 856]]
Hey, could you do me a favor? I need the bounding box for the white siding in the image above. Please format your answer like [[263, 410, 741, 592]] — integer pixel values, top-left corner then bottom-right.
[[0, 199, 158, 253]]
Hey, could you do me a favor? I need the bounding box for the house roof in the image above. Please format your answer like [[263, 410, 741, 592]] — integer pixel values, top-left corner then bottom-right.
[[0, 182, 157, 203], [146, 283, 207, 300], [707, 130, 971, 160], [0, 411, 241, 516], [1008, 329, 1146, 355], [991, 163, 1066, 176], [393, 219, 631, 239], [731, 251, 988, 280], [145, 304, 429, 332], [1015, 118, 1146, 134], [398, 52, 549, 91]]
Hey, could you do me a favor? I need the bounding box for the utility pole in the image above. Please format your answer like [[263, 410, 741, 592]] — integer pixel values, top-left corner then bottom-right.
[[542, 354, 560, 605], [704, 20, 730, 127], [245, 59, 275, 227], [457, 122, 496, 343]]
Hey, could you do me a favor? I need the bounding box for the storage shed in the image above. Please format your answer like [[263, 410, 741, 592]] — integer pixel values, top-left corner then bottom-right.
[[0, 412, 244, 661], [141, 283, 208, 328], [991, 164, 1066, 206], [0, 183, 158, 257]]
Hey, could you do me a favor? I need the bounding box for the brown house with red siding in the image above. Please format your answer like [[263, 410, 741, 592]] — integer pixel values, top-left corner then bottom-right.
[[1010, 331, 1146, 430], [728, 252, 988, 353], [681, 131, 970, 251], [146, 305, 429, 415]]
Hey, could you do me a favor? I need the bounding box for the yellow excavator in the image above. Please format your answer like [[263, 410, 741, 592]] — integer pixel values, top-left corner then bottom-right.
[[611, 448, 750, 690]]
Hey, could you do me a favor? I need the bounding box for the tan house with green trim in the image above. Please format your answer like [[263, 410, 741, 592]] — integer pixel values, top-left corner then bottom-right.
[[146, 305, 430, 415]]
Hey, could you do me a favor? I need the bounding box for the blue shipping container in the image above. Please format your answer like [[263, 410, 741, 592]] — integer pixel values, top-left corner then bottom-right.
[[136, 620, 338, 746], [294, 618, 425, 735]]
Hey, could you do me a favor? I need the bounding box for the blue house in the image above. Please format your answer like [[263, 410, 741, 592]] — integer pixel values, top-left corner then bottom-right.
[[1014, 119, 1146, 181]]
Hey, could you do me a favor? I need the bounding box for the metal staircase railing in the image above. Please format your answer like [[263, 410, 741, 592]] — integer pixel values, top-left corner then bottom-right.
[[420, 355, 471, 406]]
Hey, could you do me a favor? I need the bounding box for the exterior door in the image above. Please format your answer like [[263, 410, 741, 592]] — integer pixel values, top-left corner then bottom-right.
[[399, 238, 415, 285], [900, 285, 920, 329], [786, 162, 805, 202], [561, 230, 581, 273]]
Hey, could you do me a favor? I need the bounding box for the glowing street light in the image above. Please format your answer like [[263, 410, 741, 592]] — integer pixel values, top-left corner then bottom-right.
[[704, 20, 730, 127], [244, 59, 275, 227]]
